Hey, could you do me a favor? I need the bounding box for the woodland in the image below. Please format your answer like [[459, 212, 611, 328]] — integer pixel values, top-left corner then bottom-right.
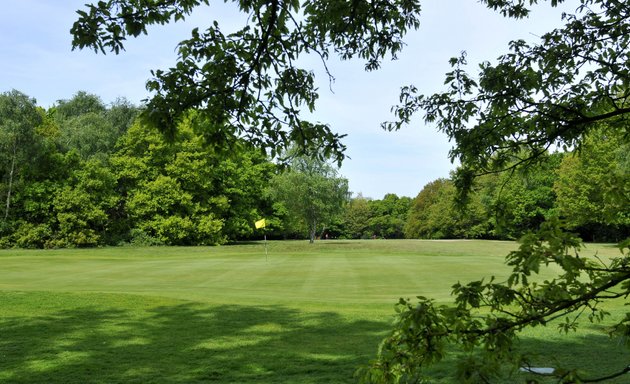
[[1, 90, 627, 248]]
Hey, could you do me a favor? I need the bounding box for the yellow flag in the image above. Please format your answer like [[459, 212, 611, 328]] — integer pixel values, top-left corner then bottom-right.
[[255, 219, 266, 229]]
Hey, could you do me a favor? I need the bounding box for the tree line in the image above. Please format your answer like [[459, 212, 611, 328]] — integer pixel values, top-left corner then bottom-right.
[[3, 88, 626, 249], [0, 89, 397, 248], [338, 129, 629, 243], [405, 130, 630, 242]]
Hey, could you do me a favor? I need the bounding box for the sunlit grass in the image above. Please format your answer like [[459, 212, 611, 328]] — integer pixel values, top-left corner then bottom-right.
[[0, 240, 627, 383]]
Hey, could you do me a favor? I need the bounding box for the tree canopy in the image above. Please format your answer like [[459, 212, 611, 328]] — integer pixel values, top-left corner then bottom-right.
[[387, 0, 630, 198], [270, 153, 349, 243], [0, 89, 420, 248], [71, 0, 422, 163], [0, 90, 43, 222], [365, 0, 630, 382]]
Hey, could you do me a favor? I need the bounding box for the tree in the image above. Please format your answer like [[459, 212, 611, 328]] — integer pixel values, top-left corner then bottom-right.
[[405, 179, 488, 239], [362, 0, 630, 382], [342, 194, 372, 239], [49, 157, 118, 248], [368, 194, 411, 239], [54, 90, 106, 119], [554, 128, 630, 242], [270, 154, 349, 243], [104, 97, 140, 136], [112, 113, 275, 245], [486, 152, 563, 239], [54, 92, 134, 159], [0, 90, 42, 222], [340, 193, 411, 240], [7, 150, 77, 249], [71, 0, 421, 163], [404, 178, 458, 239]]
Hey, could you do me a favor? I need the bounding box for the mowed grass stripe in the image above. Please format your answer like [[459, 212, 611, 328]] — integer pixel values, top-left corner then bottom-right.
[[1, 240, 628, 383], [0, 240, 619, 306], [0, 241, 502, 306]]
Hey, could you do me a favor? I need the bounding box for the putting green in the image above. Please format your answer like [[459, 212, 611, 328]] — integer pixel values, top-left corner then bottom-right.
[[0, 240, 527, 308]]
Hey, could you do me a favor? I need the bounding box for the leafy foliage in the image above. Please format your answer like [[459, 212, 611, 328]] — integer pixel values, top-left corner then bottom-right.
[[54, 92, 138, 159], [367, 194, 412, 239], [113, 114, 276, 245], [9, 0, 630, 379], [50, 158, 118, 247], [341, 195, 373, 239], [364, 0, 630, 382], [0, 90, 43, 223], [362, 221, 630, 383], [386, 0, 630, 198], [405, 178, 457, 239], [270, 153, 349, 243], [0, 92, 279, 247], [71, 0, 422, 163], [484, 153, 563, 239], [405, 178, 489, 239], [340, 193, 411, 240], [554, 128, 630, 241]]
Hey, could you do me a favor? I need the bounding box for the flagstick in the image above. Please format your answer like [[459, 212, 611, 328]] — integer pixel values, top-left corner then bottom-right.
[[255, 219, 268, 261], [264, 233, 268, 262]]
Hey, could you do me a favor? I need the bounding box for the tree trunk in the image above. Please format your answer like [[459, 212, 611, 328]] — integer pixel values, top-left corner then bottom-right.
[[4, 144, 17, 220], [309, 221, 316, 244]]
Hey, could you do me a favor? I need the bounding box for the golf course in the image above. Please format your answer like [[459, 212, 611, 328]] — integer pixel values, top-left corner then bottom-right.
[[1, 240, 628, 383]]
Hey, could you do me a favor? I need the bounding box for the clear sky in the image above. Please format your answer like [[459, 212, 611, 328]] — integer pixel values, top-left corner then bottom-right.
[[0, 0, 575, 199]]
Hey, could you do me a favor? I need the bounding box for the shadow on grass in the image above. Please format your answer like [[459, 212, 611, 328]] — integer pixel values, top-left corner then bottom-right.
[[416, 335, 630, 384], [0, 298, 388, 384], [512, 331, 630, 384], [425, 328, 630, 383], [5, 293, 626, 384]]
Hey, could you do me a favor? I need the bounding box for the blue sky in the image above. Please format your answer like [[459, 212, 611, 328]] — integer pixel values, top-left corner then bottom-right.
[[0, 0, 574, 199]]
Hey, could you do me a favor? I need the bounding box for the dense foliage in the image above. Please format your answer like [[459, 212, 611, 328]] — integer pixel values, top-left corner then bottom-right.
[[2, 89, 625, 250], [554, 129, 630, 242], [1, 90, 390, 247], [364, 0, 630, 382], [0, 91, 280, 247], [71, 0, 424, 164], [404, 152, 589, 241], [338, 193, 412, 240], [388, 144, 627, 243], [269, 152, 350, 243]]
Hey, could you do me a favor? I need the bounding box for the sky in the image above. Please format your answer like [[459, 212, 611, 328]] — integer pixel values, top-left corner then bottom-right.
[[0, 0, 576, 199]]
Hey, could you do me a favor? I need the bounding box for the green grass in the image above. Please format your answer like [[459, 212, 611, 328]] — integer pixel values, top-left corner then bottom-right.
[[0, 240, 627, 383]]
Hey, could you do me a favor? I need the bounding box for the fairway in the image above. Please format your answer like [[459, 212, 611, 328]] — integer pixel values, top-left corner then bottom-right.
[[1, 240, 627, 383]]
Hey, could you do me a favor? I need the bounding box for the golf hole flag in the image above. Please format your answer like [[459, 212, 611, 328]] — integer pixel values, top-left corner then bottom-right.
[[255, 219, 266, 229]]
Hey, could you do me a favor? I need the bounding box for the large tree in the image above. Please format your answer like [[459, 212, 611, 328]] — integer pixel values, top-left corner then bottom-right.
[[112, 114, 275, 245], [341, 194, 372, 239], [368, 193, 411, 239], [363, 1, 630, 382], [270, 154, 349, 243], [484, 152, 563, 239], [340, 193, 411, 239], [554, 128, 630, 242], [404, 178, 458, 239], [0, 90, 43, 222], [70, 0, 421, 163], [54, 92, 138, 159]]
